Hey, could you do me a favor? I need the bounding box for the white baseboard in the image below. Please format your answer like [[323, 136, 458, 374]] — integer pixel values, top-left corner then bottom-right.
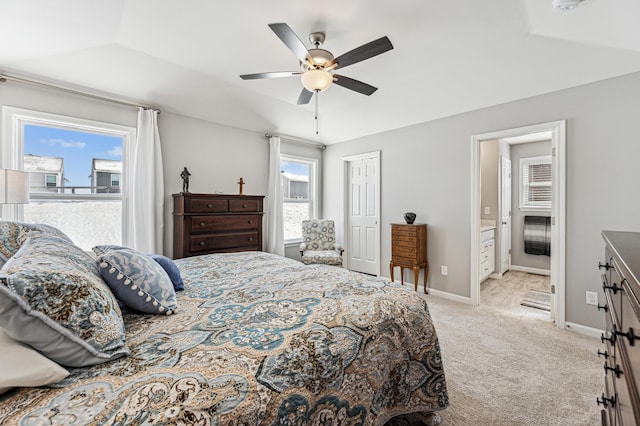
[[564, 321, 603, 338], [510, 265, 551, 276], [390, 280, 474, 305], [427, 288, 474, 305]]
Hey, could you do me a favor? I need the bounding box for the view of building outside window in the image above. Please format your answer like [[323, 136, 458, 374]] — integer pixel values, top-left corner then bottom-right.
[[281, 159, 314, 241], [22, 124, 124, 250]]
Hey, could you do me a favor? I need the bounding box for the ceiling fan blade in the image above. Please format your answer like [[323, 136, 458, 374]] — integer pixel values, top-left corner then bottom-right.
[[268, 23, 311, 64], [240, 71, 301, 80], [333, 74, 378, 96], [297, 88, 314, 105], [329, 36, 393, 70]]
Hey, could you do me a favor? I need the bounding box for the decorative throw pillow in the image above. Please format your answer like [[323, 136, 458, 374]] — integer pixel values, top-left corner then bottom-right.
[[0, 222, 25, 267], [148, 254, 184, 291], [93, 245, 177, 315], [0, 233, 129, 367], [0, 221, 73, 268], [0, 327, 69, 395]]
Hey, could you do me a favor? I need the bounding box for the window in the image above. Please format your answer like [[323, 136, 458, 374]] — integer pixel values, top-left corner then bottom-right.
[[3, 107, 135, 251], [281, 156, 318, 242], [111, 173, 120, 188], [45, 174, 57, 188], [520, 155, 552, 210]]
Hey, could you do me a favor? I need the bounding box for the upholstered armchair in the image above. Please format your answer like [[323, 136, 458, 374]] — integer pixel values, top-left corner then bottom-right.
[[299, 219, 344, 266]]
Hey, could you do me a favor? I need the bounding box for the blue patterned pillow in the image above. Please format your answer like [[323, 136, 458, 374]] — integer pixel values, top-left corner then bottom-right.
[[93, 245, 177, 315], [0, 233, 129, 367], [0, 221, 73, 268], [148, 254, 184, 291]]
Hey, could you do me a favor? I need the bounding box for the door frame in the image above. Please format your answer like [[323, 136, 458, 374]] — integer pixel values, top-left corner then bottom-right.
[[341, 150, 381, 275], [470, 121, 566, 327], [499, 155, 512, 275]]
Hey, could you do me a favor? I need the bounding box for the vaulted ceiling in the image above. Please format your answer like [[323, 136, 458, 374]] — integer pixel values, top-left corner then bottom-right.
[[1, 0, 639, 144]]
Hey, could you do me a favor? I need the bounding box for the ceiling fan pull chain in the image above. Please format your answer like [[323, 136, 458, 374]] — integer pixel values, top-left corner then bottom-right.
[[315, 90, 319, 135]]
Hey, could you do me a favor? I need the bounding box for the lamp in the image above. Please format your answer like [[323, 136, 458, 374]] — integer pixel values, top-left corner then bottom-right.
[[0, 169, 29, 204], [301, 69, 333, 92], [553, 0, 581, 11]]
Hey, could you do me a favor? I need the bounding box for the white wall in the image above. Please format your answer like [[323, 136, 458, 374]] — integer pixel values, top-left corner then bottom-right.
[[323, 71, 640, 329]]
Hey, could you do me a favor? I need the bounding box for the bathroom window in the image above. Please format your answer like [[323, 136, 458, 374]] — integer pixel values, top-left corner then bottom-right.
[[520, 155, 551, 210]]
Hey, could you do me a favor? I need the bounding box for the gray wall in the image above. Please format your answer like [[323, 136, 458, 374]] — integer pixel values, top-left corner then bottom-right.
[[323, 71, 640, 329], [480, 140, 499, 222], [510, 140, 551, 271]]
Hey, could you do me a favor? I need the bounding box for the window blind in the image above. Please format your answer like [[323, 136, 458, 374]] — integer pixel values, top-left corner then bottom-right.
[[521, 156, 552, 208]]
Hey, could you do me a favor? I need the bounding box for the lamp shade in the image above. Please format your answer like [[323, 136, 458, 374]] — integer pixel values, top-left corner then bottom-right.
[[301, 70, 333, 92], [0, 169, 29, 204]]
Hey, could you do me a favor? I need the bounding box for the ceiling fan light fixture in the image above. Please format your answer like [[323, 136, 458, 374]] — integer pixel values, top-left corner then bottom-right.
[[301, 69, 333, 92], [308, 48, 334, 66], [552, 0, 581, 11]]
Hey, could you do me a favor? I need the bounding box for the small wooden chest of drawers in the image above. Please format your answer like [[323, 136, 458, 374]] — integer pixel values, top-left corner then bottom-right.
[[173, 193, 264, 259], [599, 231, 640, 425], [390, 223, 429, 293]]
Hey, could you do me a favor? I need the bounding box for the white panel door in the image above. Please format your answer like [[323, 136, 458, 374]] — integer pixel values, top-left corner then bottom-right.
[[500, 156, 511, 274], [347, 157, 379, 275]]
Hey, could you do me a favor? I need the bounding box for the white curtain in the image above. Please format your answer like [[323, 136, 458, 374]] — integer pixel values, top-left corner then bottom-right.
[[266, 136, 284, 256], [126, 108, 164, 253]]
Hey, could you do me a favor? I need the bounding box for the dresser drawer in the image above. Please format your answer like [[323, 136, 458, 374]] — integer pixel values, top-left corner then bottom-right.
[[229, 199, 261, 212], [392, 237, 418, 248], [190, 215, 260, 233], [190, 198, 228, 213], [190, 232, 259, 253]]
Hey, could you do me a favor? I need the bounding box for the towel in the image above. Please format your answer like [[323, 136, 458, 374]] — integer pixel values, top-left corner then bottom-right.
[[524, 216, 551, 256]]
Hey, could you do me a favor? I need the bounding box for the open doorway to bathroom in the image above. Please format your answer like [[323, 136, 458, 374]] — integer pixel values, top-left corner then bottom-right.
[[470, 121, 566, 327]]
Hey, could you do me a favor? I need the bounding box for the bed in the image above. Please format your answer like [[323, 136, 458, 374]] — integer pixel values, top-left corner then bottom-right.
[[0, 223, 448, 425]]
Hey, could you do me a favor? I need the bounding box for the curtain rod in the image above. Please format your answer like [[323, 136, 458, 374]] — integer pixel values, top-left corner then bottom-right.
[[265, 132, 326, 150], [0, 72, 161, 113]]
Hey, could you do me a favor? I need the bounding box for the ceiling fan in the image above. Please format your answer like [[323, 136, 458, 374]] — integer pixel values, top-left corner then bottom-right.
[[240, 23, 394, 105]]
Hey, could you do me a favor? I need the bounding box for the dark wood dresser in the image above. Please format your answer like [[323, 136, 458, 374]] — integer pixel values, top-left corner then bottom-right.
[[599, 231, 640, 425], [173, 193, 264, 259], [389, 223, 429, 293]]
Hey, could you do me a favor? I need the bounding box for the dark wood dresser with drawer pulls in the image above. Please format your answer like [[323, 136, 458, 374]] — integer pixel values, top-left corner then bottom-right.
[[599, 231, 640, 425], [173, 193, 264, 259]]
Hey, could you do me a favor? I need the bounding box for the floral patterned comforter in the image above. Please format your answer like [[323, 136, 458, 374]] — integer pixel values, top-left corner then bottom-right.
[[0, 252, 448, 425]]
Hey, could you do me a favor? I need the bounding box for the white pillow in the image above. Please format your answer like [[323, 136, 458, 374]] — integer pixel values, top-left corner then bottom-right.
[[0, 328, 69, 394]]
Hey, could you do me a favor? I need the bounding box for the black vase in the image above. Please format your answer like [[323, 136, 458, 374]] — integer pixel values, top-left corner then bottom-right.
[[404, 212, 416, 224]]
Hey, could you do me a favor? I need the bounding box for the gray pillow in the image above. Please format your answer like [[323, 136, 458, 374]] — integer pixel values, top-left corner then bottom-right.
[[93, 245, 177, 315], [0, 233, 129, 367]]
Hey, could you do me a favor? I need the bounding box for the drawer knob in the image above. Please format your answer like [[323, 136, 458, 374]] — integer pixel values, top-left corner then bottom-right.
[[248, 220, 253, 224], [598, 262, 613, 271], [207, 203, 213, 208], [200, 222, 205, 227], [603, 362, 622, 378], [248, 237, 253, 241], [199, 241, 205, 247], [614, 327, 635, 346], [597, 304, 608, 312], [242, 204, 248, 208], [597, 393, 616, 408], [597, 350, 609, 359], [602, 281, 620, 295], [601, 332, 615, 345]]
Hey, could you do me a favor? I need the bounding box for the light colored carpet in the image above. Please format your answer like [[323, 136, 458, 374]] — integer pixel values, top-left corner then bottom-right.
[[520, 290, 551, 311], [390, 294, 601, 425]]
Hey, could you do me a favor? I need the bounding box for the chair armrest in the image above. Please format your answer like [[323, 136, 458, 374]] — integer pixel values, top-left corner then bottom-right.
[[299, 242, 307, 254]]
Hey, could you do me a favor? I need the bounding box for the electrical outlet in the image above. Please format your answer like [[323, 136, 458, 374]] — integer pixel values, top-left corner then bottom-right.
[[484, 207, 490, 215], [586, 291, 598, 306], [441, 265, 448, 276]]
